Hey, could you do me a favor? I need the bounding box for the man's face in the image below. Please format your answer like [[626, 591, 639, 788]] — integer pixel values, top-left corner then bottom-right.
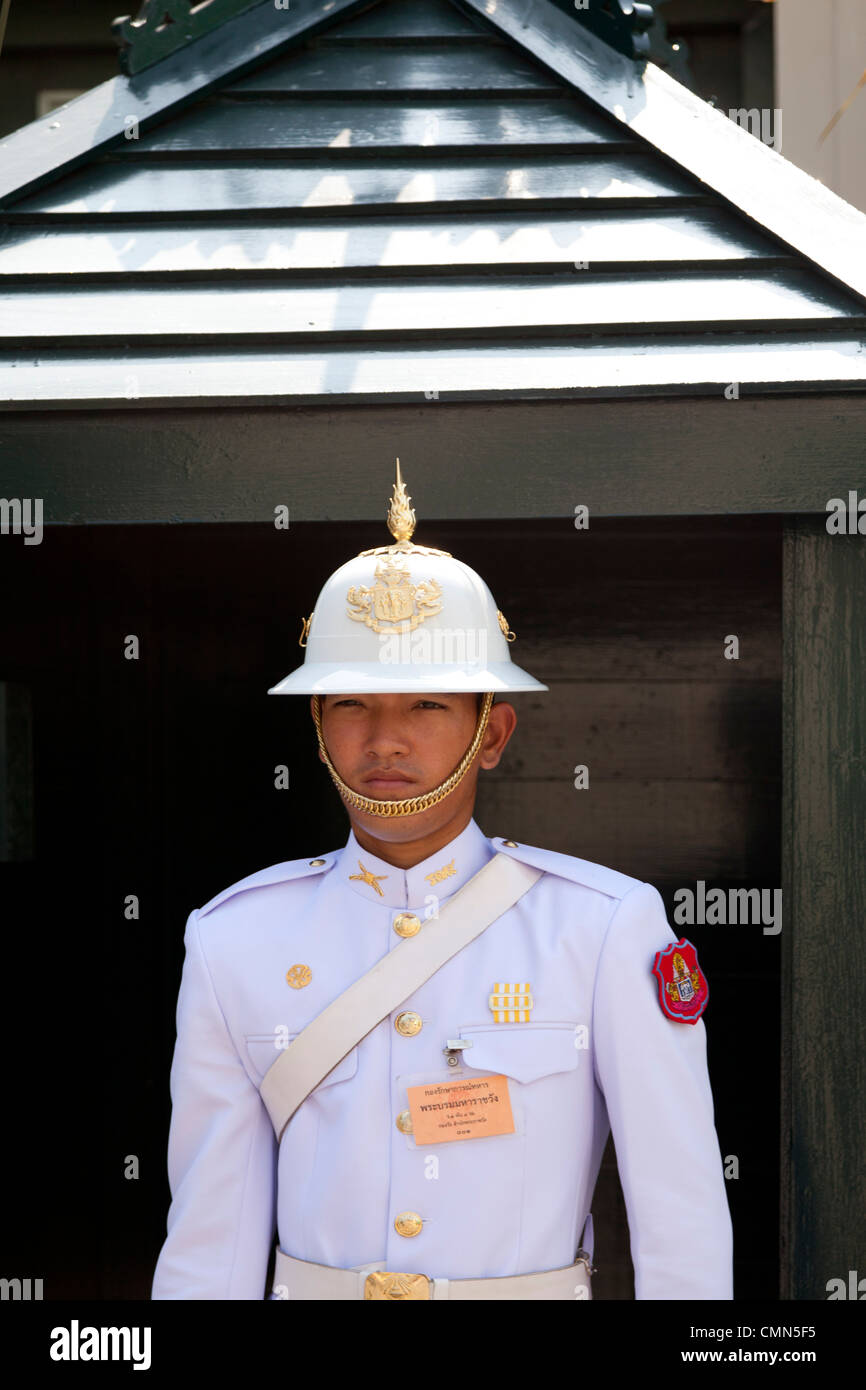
[[313, 691, 515, 846]]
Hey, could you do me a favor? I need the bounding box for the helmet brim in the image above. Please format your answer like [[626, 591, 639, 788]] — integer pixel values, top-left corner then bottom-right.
[[268, 661, 548, 694]]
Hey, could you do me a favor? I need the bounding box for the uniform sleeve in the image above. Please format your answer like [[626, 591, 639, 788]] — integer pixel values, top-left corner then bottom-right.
[[151, 908, 278, 1299], [591, 881, 733, 1300]]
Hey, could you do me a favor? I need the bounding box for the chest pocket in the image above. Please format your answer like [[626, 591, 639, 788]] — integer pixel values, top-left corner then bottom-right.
[[243, 1032, 359, 1091], [455, 1022, 581, 1084]]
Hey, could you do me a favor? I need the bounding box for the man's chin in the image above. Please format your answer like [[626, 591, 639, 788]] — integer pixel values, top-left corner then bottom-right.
[[345, 796, 443, 840]]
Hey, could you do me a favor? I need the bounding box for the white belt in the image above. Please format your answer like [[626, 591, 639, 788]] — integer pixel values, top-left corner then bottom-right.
[[272, 1248, 593, 1301]]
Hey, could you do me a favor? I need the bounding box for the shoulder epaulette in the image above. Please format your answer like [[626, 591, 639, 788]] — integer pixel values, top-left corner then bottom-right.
[[490, 836, 641, 901], [198, 852, 335, 919]]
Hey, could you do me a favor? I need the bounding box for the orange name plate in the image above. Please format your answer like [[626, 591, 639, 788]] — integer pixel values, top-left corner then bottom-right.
[[406, 1074, 515, 1145]]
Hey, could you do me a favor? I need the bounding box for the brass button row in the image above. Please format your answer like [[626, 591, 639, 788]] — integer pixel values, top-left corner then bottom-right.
[[390, 908, 431, 1238]]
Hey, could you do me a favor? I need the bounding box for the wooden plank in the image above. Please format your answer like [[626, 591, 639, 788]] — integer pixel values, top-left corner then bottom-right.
[[10, 156, 698, 216], [2, 334, 866, 406], [781, 519, 866, 1298], [0, 398, 862, 518], [467, 516, 783, 681], [509, 628, 782, 684], [226, 46, 562, 93], [127, 96, 623, 153], [475, 776, 780, 884], [459, 0, 866, 304], [0, 0, 371, 207], [494, 680, 782, 781], [4, 271, 859, 346], [0, 210, 783, 277]]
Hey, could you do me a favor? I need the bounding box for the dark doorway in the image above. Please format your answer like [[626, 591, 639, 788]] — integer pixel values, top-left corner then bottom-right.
[[0, 514, 780, 1298]]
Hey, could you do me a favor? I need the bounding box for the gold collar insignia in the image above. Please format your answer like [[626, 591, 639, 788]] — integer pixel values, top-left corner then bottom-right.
[[348, 860, 389, 896], [425, 858, 457, 887]]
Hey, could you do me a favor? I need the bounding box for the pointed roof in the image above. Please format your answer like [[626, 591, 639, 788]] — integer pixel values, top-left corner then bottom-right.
[[0, 0, 864, 408]]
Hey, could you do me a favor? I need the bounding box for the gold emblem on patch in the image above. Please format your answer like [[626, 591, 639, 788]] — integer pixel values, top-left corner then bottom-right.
[[286, 964, 312, 989], [425, 858, 456, 887], [348, 860, 388, 896], [489, 982, 534, 1022], [347, 553, 443, 635]]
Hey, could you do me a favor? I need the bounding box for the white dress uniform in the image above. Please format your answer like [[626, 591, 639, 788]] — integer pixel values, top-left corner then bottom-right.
[[151, 815, 733, 1300]]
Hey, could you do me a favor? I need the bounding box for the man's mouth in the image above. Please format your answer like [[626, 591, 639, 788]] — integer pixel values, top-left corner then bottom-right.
[[362, 770, 414, 788]]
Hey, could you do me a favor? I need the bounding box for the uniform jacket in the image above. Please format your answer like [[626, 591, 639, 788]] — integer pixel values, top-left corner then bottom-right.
[[151, 816, 733, 1299]]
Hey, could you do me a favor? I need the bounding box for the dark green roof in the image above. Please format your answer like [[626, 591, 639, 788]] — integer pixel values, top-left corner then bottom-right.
[[0, 0, 864, 408]]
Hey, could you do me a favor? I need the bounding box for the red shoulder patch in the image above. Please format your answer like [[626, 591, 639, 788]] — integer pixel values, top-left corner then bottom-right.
[[652, 939, 709, 1024]]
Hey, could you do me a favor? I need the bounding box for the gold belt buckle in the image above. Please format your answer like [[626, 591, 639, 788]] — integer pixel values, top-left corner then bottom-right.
[[364, 1270, 431, 1300]]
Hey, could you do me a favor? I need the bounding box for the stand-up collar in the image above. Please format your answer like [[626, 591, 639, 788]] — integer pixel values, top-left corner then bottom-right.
[[338, 817, 493, 910]]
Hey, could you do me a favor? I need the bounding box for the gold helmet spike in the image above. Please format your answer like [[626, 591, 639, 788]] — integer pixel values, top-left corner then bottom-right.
[[388, 458, 415, 543], [359, 460, 451, 559]]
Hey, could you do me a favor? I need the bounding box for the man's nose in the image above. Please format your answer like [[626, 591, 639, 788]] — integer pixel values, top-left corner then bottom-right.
[[365, 709, 411, 756]]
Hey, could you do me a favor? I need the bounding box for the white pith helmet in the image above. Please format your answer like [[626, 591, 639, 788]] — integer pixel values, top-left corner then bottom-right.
[[268, 460, 548, 696]]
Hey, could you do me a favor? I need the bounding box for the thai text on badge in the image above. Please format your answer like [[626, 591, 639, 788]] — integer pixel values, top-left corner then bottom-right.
[[407, 1074, 515, 1145]]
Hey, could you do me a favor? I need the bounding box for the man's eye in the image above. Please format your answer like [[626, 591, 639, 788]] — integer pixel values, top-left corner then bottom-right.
[[331, 699, 444, 708]]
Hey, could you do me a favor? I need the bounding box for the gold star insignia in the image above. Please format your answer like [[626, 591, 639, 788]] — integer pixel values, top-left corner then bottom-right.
[[349, 859, 388, 896], [425, 858, 457, 887]]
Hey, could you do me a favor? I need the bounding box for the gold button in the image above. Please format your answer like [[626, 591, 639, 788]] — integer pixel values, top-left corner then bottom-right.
[[394, 1211, 423, 1238], [286, 963, 312, 989], [395, 1109, 414, 1134], [393, 912, 421, 938], [395, 1011, 422, 1037], [502, 839, 518, 848], [309, 858, 326, 867]]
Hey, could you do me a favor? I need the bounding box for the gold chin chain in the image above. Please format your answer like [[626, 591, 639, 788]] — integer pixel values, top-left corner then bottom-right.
[[312, 692, 495, 817]]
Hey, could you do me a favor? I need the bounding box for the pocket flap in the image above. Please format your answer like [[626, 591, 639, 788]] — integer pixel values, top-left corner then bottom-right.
[[457, 1023, 580, 1084], [244, 1033, 359, 1088]]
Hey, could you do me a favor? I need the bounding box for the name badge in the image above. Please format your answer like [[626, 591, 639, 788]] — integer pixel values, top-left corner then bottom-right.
[[406, 1074, 515, 1145]]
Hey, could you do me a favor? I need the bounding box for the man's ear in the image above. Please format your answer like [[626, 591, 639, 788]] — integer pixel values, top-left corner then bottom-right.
[[478, 701, 517, 771]]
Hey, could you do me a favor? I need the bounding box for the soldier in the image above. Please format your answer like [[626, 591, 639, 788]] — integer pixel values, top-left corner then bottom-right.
[[152, 463, 733, 1301]]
